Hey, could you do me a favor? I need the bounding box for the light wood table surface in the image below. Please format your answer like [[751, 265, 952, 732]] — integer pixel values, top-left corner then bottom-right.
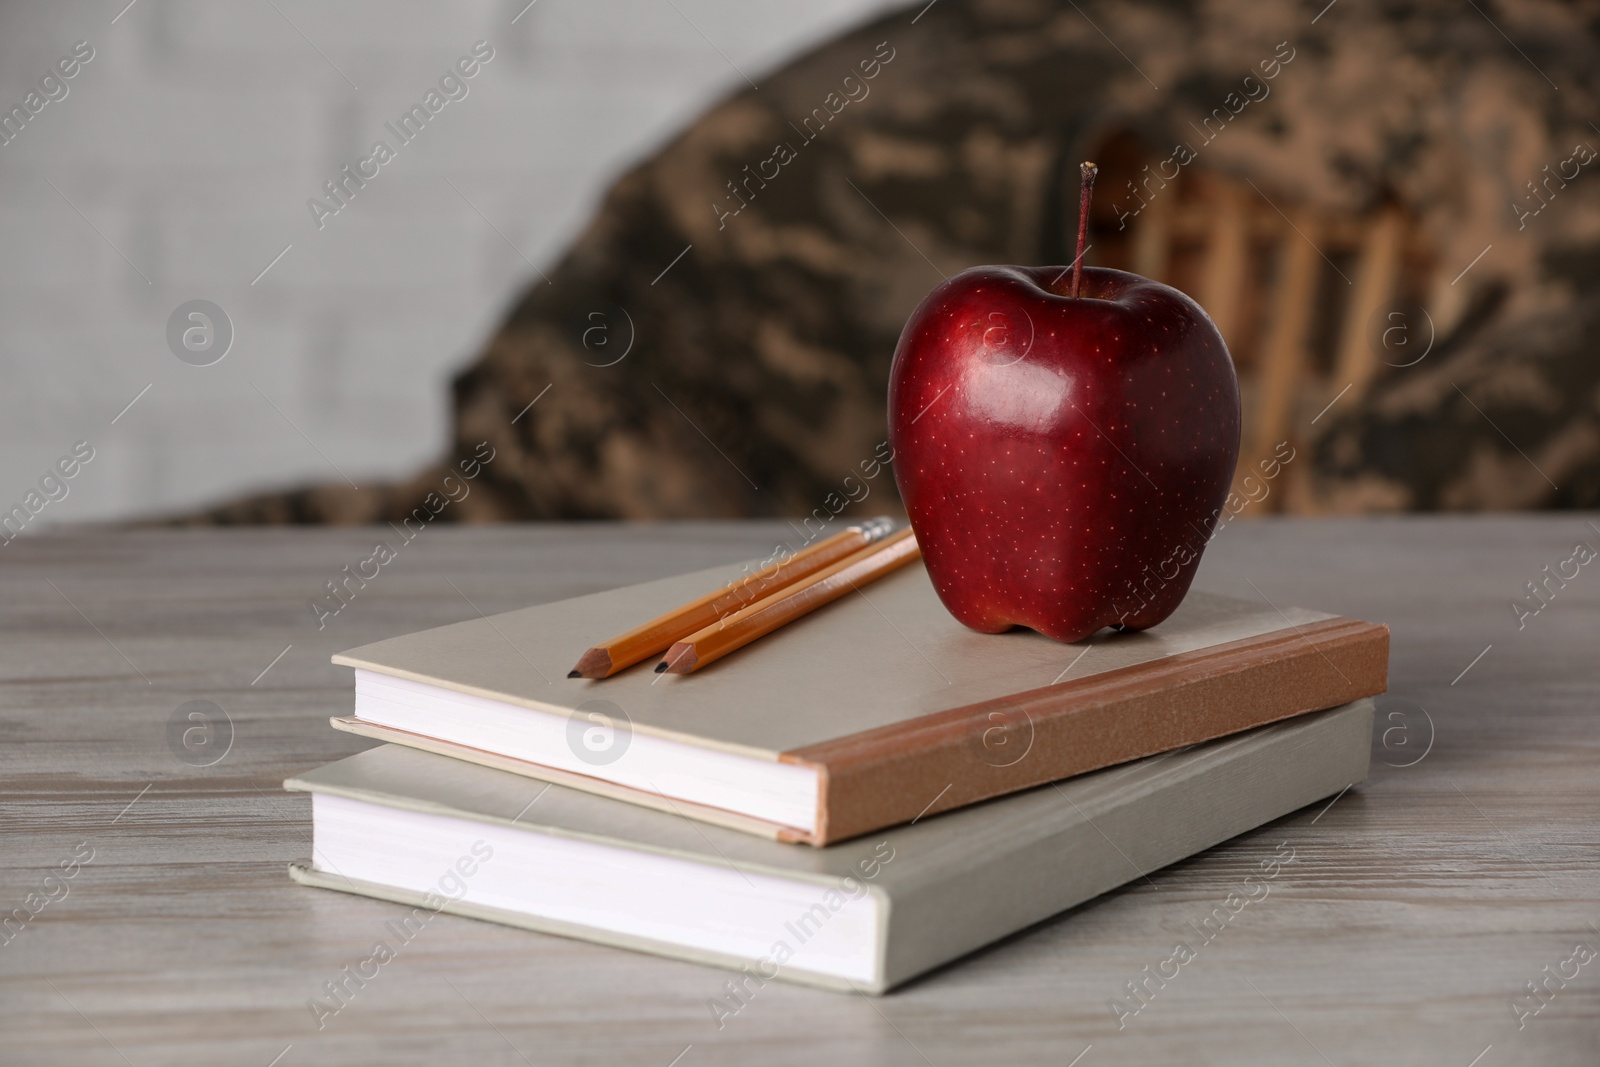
[[2, 517, 1597, 1066]]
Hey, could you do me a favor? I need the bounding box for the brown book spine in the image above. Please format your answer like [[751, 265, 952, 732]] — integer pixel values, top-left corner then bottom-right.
[[780, 617, 1389, 846]]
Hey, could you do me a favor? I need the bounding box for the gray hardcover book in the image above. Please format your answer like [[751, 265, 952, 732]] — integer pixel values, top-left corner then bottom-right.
[[328, 559, 1387, 844], [287, 698, 1372, 994]]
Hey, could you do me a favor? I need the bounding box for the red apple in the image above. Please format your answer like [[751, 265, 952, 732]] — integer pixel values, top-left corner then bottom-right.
[[888, 167, 1240, 642]]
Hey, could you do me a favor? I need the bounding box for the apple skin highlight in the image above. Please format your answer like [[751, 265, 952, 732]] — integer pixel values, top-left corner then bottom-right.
[[888, 264, 1241, 643]]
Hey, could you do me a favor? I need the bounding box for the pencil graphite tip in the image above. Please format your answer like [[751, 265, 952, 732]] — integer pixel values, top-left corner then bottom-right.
[[654, 661, 668, 673], [570, 647, 614, 679], [663, 644, 699, 674]]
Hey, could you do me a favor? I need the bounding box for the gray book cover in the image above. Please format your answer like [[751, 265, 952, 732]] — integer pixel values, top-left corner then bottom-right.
[[287, 699, 1373, 993], [328, 558, 1386, 843]]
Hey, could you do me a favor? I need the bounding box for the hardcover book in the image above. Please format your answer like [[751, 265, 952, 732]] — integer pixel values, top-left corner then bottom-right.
[[330, 559, 1387, 844], [289, 698, 1374, 994]]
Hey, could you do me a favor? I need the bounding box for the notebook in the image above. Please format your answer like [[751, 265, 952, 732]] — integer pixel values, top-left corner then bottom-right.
[[330, 559, 1387, 844], [289, 698, 1374, 994]]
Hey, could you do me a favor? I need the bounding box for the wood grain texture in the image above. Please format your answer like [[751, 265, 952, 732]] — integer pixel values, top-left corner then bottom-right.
[[1, 518, 1597, 1066], [791, 617, 1388, 844]]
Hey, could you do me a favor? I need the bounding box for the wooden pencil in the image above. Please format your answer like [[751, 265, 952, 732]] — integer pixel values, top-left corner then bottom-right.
[[568, 518, 896, 678], [657, 526, 920, 675]]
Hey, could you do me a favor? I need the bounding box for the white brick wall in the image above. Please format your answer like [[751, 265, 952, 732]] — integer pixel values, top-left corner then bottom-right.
[[0, 0, 905, 527]]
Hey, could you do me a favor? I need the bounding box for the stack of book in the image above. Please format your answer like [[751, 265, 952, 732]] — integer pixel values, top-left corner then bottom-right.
[[287, 527, 1387, 993]]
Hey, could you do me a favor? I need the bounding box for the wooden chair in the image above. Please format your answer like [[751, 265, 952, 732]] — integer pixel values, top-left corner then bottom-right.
[[1085, 135, 1429, 513]]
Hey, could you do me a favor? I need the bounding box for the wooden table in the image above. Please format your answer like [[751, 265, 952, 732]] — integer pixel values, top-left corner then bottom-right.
[[2, 518, 1596, 1065]]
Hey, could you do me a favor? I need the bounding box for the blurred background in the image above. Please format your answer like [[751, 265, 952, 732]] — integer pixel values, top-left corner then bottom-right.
[[3, 0, 1597, 532], [0, 0, 905, 525]]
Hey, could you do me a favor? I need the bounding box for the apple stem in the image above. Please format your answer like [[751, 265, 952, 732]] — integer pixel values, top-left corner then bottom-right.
[[1072, 161, 1097, 299]]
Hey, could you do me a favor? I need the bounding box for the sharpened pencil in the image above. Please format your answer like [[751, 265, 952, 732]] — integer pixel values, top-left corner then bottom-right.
[[657, 526, 920, 674], [568, 518, 897, 678]]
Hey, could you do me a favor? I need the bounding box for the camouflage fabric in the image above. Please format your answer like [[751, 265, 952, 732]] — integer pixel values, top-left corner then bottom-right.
[[190, 0, 1600, 524]]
